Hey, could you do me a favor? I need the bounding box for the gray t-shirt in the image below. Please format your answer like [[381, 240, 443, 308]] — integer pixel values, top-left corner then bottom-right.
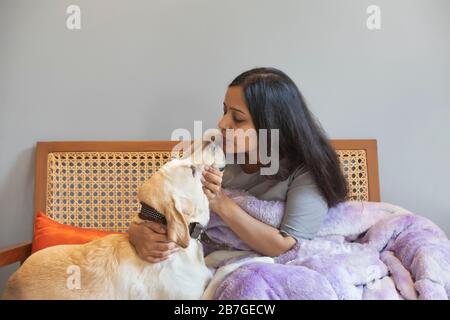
[[221, 159, 329, 242]]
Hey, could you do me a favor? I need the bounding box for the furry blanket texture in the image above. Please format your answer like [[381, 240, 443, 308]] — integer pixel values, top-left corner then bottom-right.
[[202, 189, 450, 300]]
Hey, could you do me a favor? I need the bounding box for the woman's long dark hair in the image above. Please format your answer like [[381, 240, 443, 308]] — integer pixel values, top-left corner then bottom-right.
[[229, 67, 348, 208]]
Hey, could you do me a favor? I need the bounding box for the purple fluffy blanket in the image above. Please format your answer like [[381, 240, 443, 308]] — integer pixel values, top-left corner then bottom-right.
[[201, 189, 450, 300]]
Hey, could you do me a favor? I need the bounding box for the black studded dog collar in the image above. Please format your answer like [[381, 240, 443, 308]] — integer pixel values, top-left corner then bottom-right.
[[139, 202, 204, 239], [138, 201, 233, 250]]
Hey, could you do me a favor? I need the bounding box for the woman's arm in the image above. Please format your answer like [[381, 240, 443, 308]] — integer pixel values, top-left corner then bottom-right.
[[202, 165, 296, 257], [215, 196, 297, 257]]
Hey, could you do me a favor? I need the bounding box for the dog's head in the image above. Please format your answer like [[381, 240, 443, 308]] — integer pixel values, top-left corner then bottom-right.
[[137, 136, 226, 248]]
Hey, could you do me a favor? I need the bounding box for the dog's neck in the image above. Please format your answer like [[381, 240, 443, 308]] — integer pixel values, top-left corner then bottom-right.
[[137, 202, 206, 241]]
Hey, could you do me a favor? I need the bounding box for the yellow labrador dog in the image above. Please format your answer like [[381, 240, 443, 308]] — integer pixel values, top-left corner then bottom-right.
[[3, 138, 226, 300]]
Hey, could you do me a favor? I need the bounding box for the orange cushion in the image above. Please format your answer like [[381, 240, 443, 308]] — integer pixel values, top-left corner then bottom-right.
[[32, 211, 125, 253]]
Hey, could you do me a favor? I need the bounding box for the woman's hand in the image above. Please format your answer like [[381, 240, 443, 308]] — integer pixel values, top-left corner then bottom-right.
[[201, 165, 228, 214], [128, 221, 180, 263]]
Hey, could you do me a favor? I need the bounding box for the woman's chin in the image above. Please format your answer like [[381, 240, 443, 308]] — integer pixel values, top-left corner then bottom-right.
[[223, 146, 235, 154], [222, 143, 233, 154], [222, 142, 256, 155]]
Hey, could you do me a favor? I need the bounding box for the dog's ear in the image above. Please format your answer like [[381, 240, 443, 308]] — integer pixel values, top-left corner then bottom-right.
[[164, 195, 192, 248]]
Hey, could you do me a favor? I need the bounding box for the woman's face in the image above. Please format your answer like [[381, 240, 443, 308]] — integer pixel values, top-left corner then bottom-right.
[[218, 86, 258, 154]]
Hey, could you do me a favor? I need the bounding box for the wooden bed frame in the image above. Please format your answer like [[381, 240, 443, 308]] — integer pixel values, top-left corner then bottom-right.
[[0, 139, 380, 267]]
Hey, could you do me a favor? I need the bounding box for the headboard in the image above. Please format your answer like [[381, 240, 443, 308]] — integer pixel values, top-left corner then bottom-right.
[[34, 139, 380, 233]]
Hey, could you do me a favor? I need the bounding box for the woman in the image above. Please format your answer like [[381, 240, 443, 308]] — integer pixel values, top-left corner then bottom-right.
[[128, 67, 348, 262]]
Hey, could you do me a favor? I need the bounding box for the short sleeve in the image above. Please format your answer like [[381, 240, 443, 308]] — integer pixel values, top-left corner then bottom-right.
[[278, 168, 329, 242]]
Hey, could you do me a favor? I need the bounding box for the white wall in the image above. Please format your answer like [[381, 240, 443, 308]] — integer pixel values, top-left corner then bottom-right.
[[1, 0, 449, 291]]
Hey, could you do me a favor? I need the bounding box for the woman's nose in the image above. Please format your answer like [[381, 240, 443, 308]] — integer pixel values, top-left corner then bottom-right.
[[218, 115, 231, 131]]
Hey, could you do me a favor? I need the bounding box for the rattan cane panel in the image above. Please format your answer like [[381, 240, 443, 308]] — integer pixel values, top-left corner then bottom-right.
[[45, 149, 370, 232], [336, 149, 369, 201], [46, 152, 181, 232]]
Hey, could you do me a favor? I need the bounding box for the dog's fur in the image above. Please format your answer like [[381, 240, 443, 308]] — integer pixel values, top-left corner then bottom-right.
[[2, 138, 227, 300]]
